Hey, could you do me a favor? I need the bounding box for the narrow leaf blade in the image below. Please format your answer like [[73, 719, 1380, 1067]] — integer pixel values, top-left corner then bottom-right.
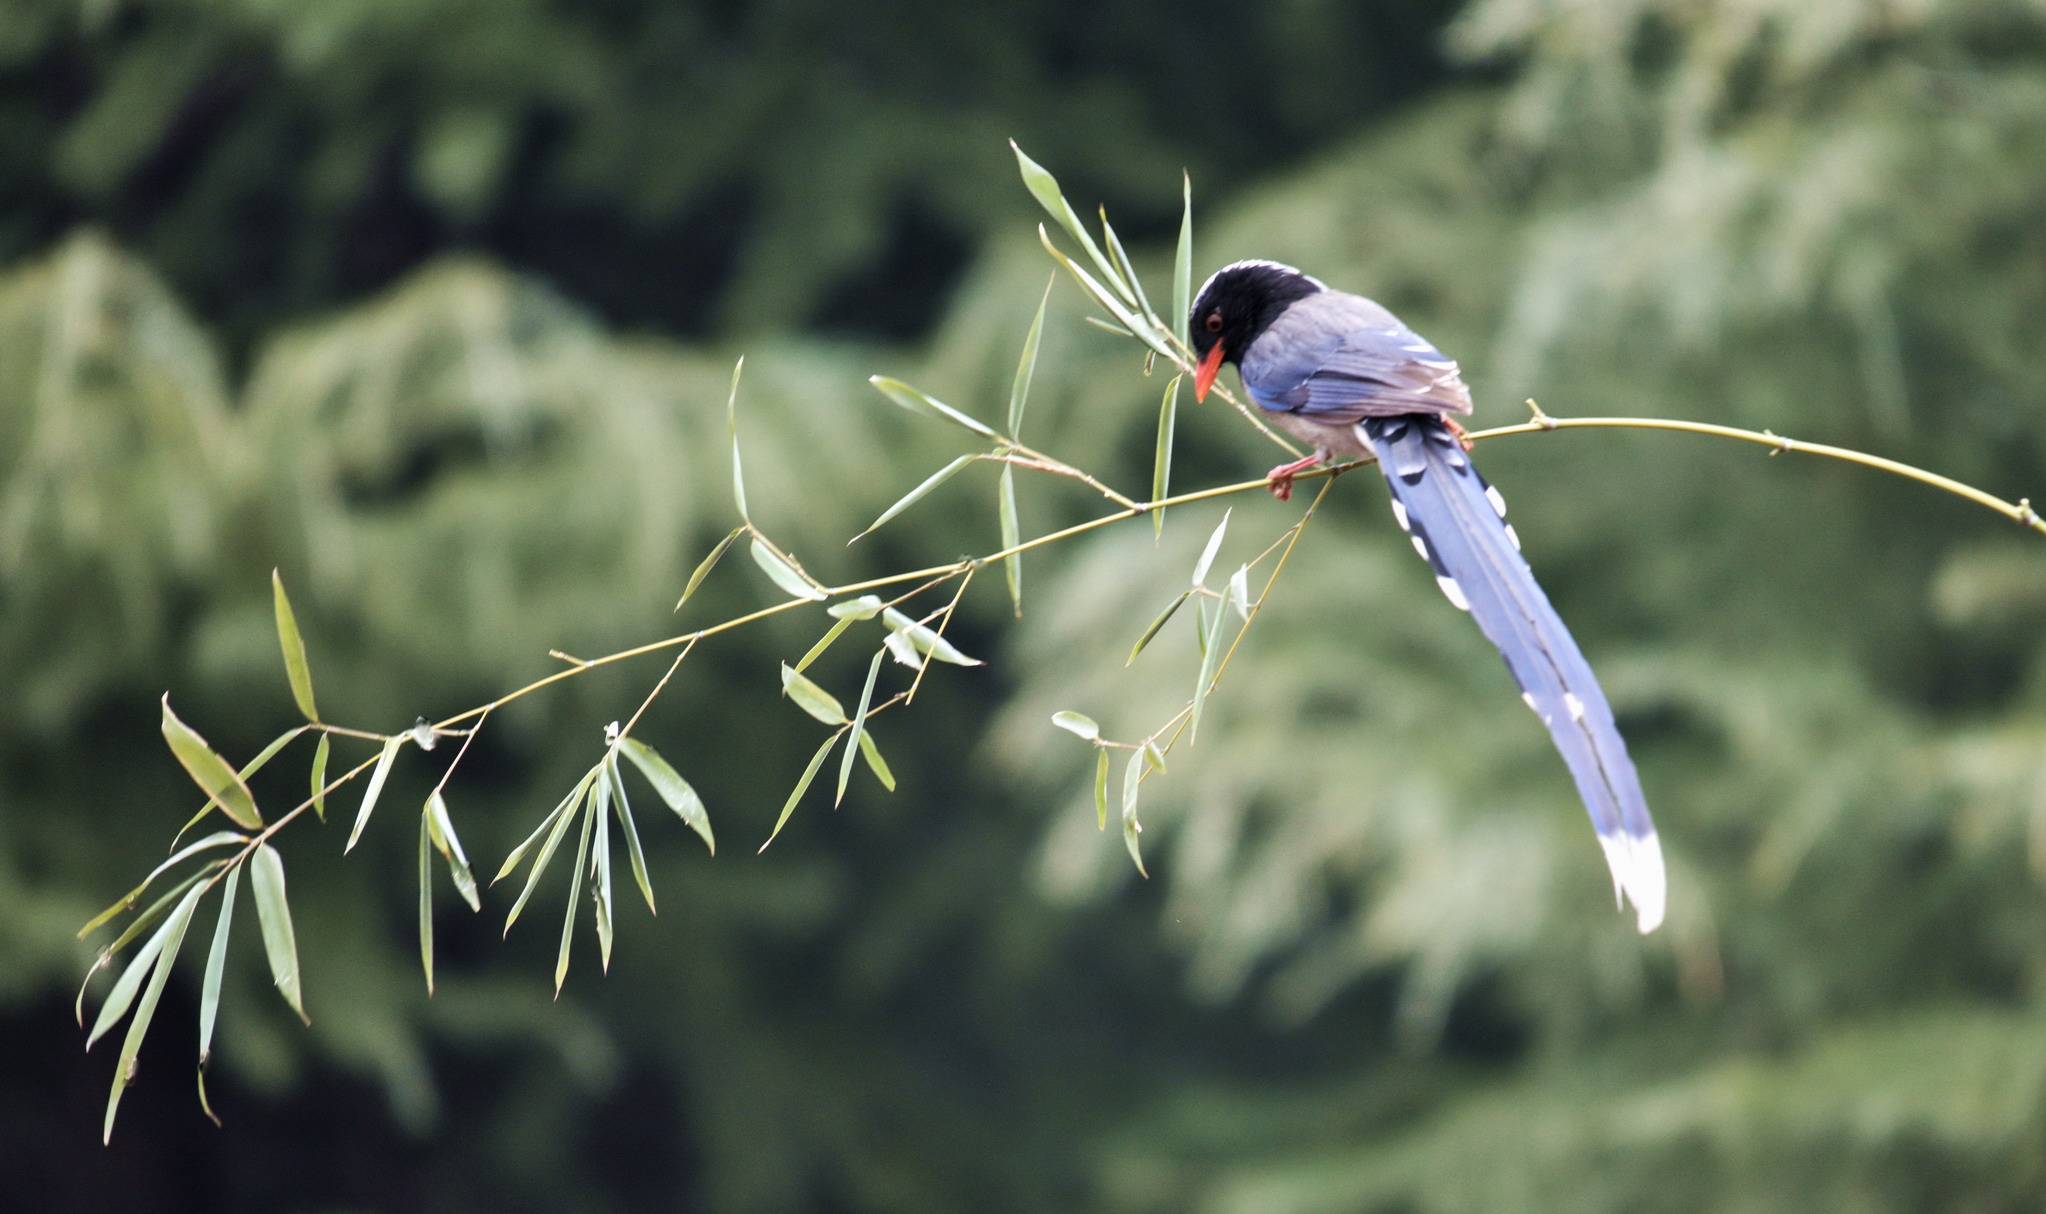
[[1127, 590, 1191, 666], [161, 696, 262, 829], [555, 790, 597, 994], [248, 844, 308, 1024], [426, 792, 480, 911], [346, 736, 403, 853], [1173, 172, 1193, 352], [607, 758, 656, 915], [881, 607, 982, 667], [1121, 752, 1148, 878], [1191, 509, 1231, 587], [418, 813, 434, 995], [727, 356, 749, 522], [199, 864, 240, 1065], [271, 570, 319, 722], [678, 526, 745, 610], [867, 376, 998, 440], [1152, 375, 1180, 537], [103, 884, 202, 1144], [780, 663, 848, 725], [760, 733, 839, 853], [1010, 274, 1055, 436], [1190, 589, 1231, 744], [749, 538, 828, 602], [617, 737, 714, 855], [1010, 140, 1134, 306], [852, 454, 977, 544], [310, 733, 330, 822], [858, 731, 896, 792], [1051, 711, 1099, 741], [999, 465, 1022, 616], [1095, 749, 1110, 831], [838, 651, 884, 807], [794, 617, 854, 676], [593, 773, 614, 973]]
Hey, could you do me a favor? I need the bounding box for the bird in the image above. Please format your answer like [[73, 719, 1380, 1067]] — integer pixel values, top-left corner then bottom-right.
[[1188, 260, 1665, 933]]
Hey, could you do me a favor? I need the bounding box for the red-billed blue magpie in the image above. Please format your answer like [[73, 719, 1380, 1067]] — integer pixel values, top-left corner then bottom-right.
[[1189, 260, 1665, 933]]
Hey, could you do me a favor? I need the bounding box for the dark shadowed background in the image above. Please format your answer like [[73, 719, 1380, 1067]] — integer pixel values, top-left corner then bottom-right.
[[6, 1, 2046, 1210]]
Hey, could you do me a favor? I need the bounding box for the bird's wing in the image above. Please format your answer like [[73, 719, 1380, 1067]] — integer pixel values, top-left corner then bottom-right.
[[1242, 295, 1472, 422], [1362, 415, 1664, 933]]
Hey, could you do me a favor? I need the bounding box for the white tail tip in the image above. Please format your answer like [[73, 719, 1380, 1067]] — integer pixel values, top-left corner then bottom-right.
[[1598, 830, 1666, 934]]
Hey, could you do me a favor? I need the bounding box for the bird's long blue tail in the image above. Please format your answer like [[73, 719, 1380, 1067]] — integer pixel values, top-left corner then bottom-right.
[[1362, 416, 1664, 933]]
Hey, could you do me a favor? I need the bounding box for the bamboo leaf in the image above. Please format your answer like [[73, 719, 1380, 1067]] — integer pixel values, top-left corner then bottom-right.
[[1121, 752, 1148, 878], [760, 733, 839, 853], [345, 736, 404, 853], [881, 607, 982, 667], [425, 791, 480, 911], [556, 791, 597, 994], [677, 526, 745, 610], [1127, 589, 1192, 666], [1174, 172, 1193, 352], [271, 570, 319, 722], [882, 628, 924, 670], [161, 696, 262, 829], [418, 812, 434, 995], [795, 617, 854, 675], [999, 465, 1022, 616], [310, 733, 330, 822], [1228, 564, 1252, 621], [780, 662, 848, 725], [1144, 741, 1168, 774], [86, 884, 191, 1052], [838, 650, 883, 807], [102, 883, 202, 1144], [867, 376, 998, 440], [853, 454, 976, 544], [1152, 375, 1181, 537], [1010, 140, 1134, 306], [749, 538, 828, 602], [198, 863, 239, 1066], [78, 831, 245, 941], [1190, 587, 1231, 744], [617, 737, 715, 855], [248, 844, 308, 1024], [828, 594, 886, 620], [76, 868, 217, 1026], [727, 356, 749, 522], [1084, 315, 1134, 338], [592, 772, 614, 973], [1191, 509, 1231, 586], [1095, 749, 1110, 831], [168, 725, 303, 848], [606, 758, 656, 915], [1010, 273, 1055, 436], [1051, 711, 1099, 741], [496, 767, 596, 885], [503, 775, 590, 933], [1101, 208, 1158, 325], [1035, 225, 1176, 362], [858, 731, 896, 792]]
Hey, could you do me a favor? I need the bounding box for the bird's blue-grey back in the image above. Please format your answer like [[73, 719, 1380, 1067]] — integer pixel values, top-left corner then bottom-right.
[[1241, 291, 1473, 422]]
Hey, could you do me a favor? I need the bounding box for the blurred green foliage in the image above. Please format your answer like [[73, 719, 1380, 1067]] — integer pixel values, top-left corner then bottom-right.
[[6, 0, 2046, 1210]]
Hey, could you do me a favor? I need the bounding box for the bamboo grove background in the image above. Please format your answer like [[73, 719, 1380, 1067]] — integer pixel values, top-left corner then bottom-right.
[[6, 1, 2046, 1209]]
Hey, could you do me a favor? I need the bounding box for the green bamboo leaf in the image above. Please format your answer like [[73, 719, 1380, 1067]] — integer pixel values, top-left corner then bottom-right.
[[248, 843, 308, 1024], [852, 454, 976, 544], [198, 863, 240, 1066], [867, 376, 998, 440], [780, 662, 848, 725], [1011, 273, 1055, 436], [555, 791, 597, 994], [1152, 375, 1181, 537], [1144, 741, 1168, 774], [727, 356, 749, 523], [1051, 711, 1099, 741], [418, 812, 434, 995], [606, 758, 656, 915], [1035, 225, 1176, 362], [1190, 587, 1231, 744], [425, 791, 480, 911], [998, 465, 1022, 616], [1228, 565, 1252, 621], [882, 628, 923, 670], [760, 733, 839, 853], [858, 731, 896, 792], [1100, 208, 1158, 325], [161, 695, 262, 830], [1095, 749, 1110, 831], [829, 594, 886, 620], [1191, 509, 1231, 586], [496, 767, 596, 885], [838, 650, 883, 807], [1127, 589, 1192, 666], [795, 617, 854, 675], [1084, 315, 1134, 338], [345, 735, 404, 853], [592, 771, 614, 973], [1121, 752, 1148, 878], [76, 867, 217, 1026], [677, 526, 745, 610], [170, 725, 305, 850], [617, 737, 715, 855], [271, 569, 319, 722], [881, 607, 983, 667], [78, 831, 245, 941], [310, 733, 330, 822], [749, 538, 828, 602], [1173, 172, 1193, 352], [503, 776, 589, 935], [85, 882, 193, 1053], [1010, 140, 1134, 306], [103, 882, 202, 1145]]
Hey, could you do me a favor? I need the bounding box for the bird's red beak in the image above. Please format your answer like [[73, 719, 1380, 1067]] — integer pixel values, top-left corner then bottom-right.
[[1193, 341, 1225, 402]]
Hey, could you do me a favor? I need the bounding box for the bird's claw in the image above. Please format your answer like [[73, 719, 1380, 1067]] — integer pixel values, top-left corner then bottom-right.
[[1444, 417, 1475, 453], [1265, 452, 1324, 502]]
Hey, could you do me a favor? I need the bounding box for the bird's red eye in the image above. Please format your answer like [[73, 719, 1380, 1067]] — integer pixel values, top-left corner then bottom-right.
[[1204, 311, 1223, 333]]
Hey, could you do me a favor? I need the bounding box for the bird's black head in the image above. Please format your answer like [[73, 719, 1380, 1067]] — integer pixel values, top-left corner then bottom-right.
[[1188, 260, 1322, 400]]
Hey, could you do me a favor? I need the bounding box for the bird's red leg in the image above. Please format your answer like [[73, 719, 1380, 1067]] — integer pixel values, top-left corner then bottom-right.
[[1264, 452, 1323, 502], [1443, 416, 1475, 453]]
